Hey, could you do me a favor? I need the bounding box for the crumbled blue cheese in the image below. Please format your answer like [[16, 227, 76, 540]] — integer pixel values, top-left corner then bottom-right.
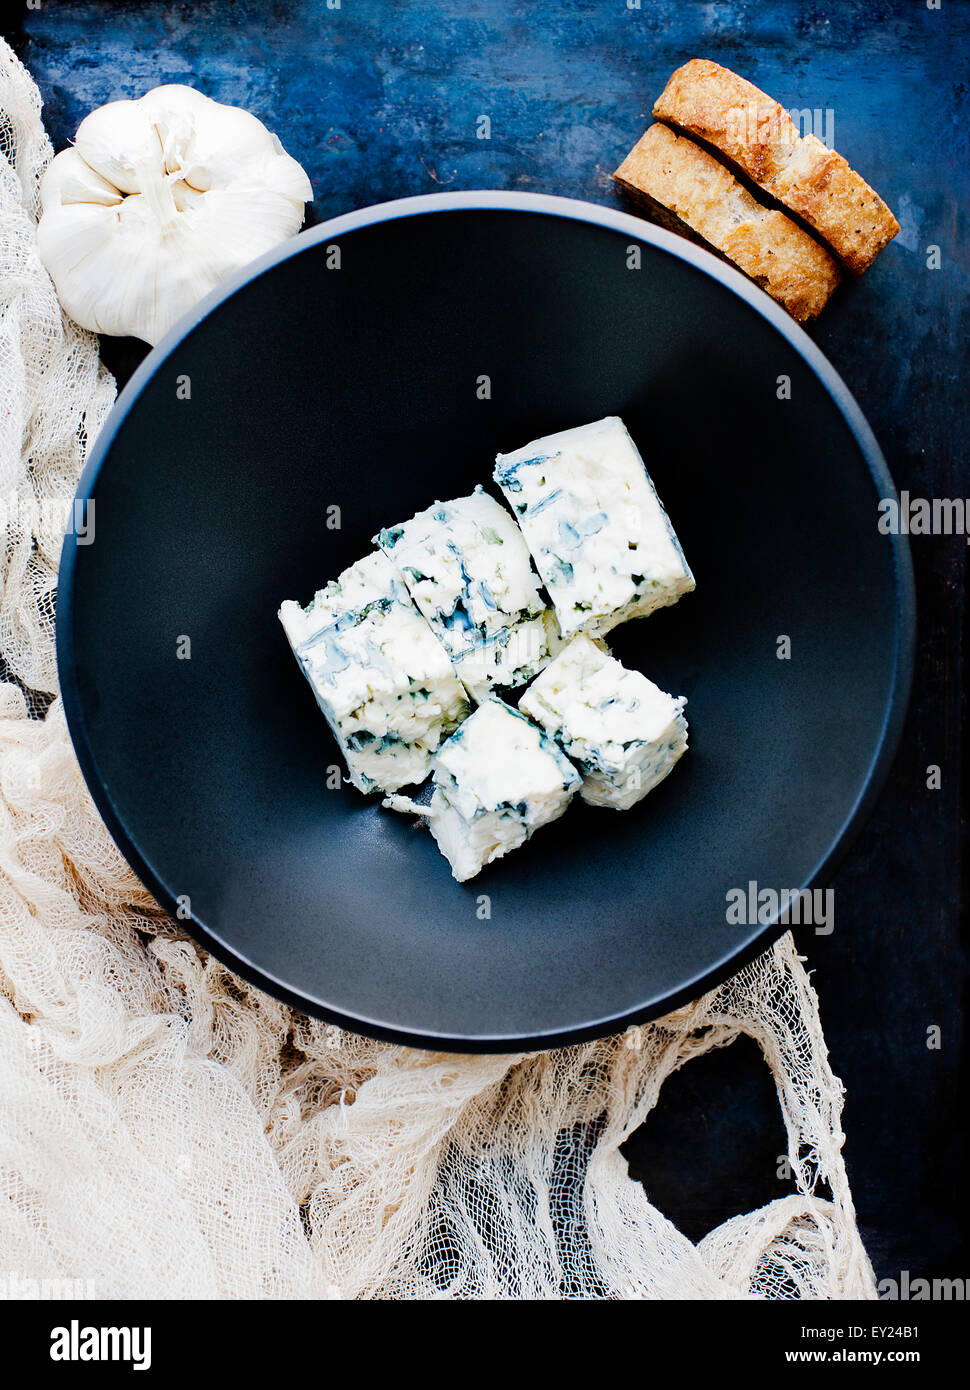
[[420, 698, 581, 881], [376, 486, 560, 703], [279, 550, 469, 794], [519, 634, 688, 811], [493, 416, 694, 640]]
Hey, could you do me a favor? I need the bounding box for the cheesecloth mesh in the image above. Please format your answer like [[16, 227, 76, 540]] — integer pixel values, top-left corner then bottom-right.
[[0, 39, 876, 1300]]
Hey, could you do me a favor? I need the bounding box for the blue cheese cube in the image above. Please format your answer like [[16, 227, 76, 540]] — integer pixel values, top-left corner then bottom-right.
[[279, 551, 469, 794], [423, 698, 581, 881], [494, 416, 694, 640], [376, 486, 560, 703], [519, 634, 688, 811]]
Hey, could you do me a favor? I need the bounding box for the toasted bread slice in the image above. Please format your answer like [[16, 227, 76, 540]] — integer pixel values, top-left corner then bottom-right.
[[653, 58, 899, 274], [613, 122, 840, 322]]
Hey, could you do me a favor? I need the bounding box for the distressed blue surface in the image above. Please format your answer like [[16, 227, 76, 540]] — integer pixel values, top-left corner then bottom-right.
[[9, 0, 969, 1285]]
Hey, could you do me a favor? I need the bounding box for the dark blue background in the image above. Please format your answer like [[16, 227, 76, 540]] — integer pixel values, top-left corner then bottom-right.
[[10, 0, 968, 1286]]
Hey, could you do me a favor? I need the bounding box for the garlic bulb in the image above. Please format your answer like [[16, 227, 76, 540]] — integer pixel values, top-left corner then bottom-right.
[[37, 84, 313, 345]]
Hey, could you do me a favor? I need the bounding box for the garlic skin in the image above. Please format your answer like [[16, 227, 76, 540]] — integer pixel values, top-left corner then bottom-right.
[[37, 85, 313, 345]]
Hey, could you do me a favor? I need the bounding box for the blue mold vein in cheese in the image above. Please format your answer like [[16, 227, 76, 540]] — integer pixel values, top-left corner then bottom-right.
[[519, 633, 688, 811], [376, 486, 561, 702], [494, 416, 694, 641], [279, 550, 469, 794]]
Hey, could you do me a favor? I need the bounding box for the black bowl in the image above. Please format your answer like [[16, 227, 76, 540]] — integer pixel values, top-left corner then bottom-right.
[[58, 192, 914, 1051]]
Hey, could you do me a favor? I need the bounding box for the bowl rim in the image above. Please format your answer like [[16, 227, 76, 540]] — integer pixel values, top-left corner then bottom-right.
[[57, 190, 916, 1052]]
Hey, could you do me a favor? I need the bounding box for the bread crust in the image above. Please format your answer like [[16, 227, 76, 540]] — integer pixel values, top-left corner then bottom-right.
[[613, 122, 841, 323], [653, 58, 899, 274]]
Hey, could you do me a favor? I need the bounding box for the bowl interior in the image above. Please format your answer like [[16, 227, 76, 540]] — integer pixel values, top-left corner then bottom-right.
[[60, 201, 911, 1048]]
